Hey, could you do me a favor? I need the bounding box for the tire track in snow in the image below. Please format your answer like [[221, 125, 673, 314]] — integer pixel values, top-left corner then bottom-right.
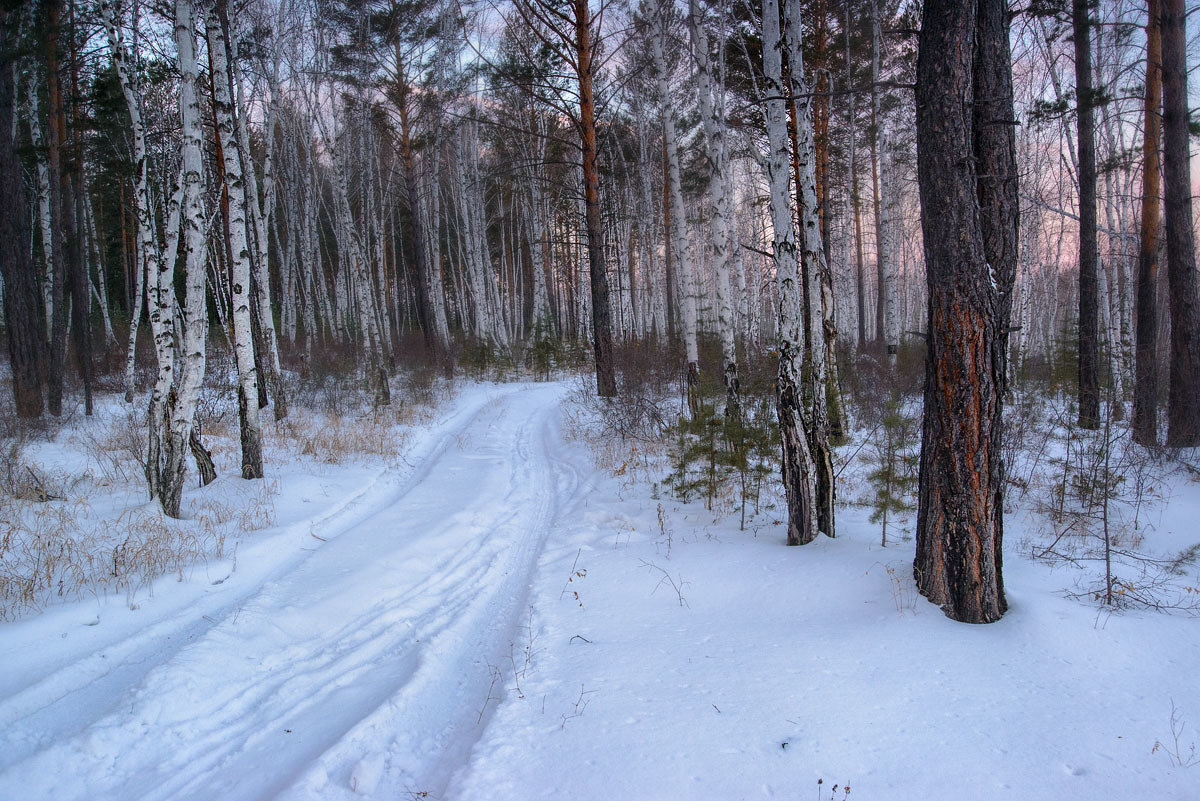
[[0, 385, 511, 771], [0, 383, 581, 801]]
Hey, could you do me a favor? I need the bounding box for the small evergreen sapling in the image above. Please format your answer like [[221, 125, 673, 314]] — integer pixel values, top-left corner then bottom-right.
[[867, 396, 919, 546]]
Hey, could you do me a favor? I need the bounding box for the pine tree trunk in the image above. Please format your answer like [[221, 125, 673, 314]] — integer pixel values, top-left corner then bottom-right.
[[870, 0, 897, 362], [1133, 0, 1161, 445], [913, 0, 1014, 624], [1161, 0, 1200, 446], [44, 0, 68, 417], [574, 0, 617, 397], [1074, 0, 1101, 429], [0, 14, 45, 417], [67, 6, 93, 416]]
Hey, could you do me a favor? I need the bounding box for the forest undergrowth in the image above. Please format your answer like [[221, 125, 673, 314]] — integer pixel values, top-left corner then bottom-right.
[[4, 329, 1199, 620], [563, 336, 1200, 616]]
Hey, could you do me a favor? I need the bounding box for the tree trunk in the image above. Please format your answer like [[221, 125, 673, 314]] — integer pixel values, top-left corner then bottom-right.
[[1134, 0, 1162, 446], [230, 37, 286, 421], [1161, 0, 1200, 446], [155, 0, 210, 518], [870, 0, 897, 363], [0, 13, 45, 417], [913, 0, 1014, 624], [783, 0, 834, 537], [44, 0, 68, 417], [688, 0, 740, 420], [68, 0, 93, 416], [574, 0, 617, 397], [763, 0, 818, 545], [845, 1, 866, 350], [208, 1, 264, 477], [1074, 0, 1101, 429], [396, 49, 442, 358], [654, 0, 700, 415]]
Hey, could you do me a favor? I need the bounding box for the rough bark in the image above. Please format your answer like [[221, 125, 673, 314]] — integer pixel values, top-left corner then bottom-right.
[[67, 1, 93, 416], [1074, 0, 1101, 429], [574, 0, 617, 397], [972, 0, 1018, 614], [913, 0, 1013, 624], [1133, 0, 1161, 446], [870, 0, 897, 362], [845, 1, 866, 349], [1161, 0, 1200, 446], [44, 0, 68, 417], [0, 13, 45, 417]]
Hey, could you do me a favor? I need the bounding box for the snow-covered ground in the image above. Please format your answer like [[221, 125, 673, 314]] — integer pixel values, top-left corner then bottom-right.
[[1, 380, 1198, 800]]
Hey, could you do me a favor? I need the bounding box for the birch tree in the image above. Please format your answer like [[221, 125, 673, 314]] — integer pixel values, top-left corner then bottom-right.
[[783, 0, 835, 536], [207, 0, 264, 478], [762, 0, 818, 545], [688, 0, 740, 421], [147, 0, 212, 518]]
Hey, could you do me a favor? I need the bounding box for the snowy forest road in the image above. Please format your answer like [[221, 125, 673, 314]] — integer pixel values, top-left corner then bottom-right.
[[0, 383, 585, 801]]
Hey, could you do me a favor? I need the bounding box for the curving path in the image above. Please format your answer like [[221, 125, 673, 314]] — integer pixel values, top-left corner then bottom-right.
[[0, 383, 582, 800]]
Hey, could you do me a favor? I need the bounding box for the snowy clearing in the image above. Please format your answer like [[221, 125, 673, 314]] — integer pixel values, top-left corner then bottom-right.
[[2, 380, 1198, 801]]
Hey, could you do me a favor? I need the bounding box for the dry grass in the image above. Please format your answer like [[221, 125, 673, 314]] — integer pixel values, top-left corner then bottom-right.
[[0, 407, 282, 620], [0, 477, 282, 619], [0, 368, 455, 620], [269, 408, 410, 464], [1, 493, 235, 620]]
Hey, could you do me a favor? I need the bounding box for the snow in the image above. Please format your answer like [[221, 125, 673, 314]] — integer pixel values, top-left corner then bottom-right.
[[2, 380, 1198, 800]]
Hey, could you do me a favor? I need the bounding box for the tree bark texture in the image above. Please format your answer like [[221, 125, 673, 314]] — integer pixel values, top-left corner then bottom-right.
[[0, 12, 45, 417], [1134, 0, 1162, 446], [914, 0, 1013, 624], [1161, 0, 1200, 447], [1073, 0, 1101, 429], [653, 0, 700, 414], [763, 0, 818, 545], [574, 0, 617, 397], [208, 1, 264, 477], [782, 0, 834, 537]]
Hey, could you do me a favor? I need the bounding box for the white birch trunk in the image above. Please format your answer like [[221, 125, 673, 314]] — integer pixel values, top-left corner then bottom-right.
[[206, 8, 263, 477], [762, 0, 818, 544], [231, 38, 285, 419], [784, 0, 835, 535], [83, 193, 116, 346], [23, 72, 54, 335], [147, 0, 210, 517], [653, 1, 700, 406], [688, 0, 739, 418], [871, 0, 898, 363]]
